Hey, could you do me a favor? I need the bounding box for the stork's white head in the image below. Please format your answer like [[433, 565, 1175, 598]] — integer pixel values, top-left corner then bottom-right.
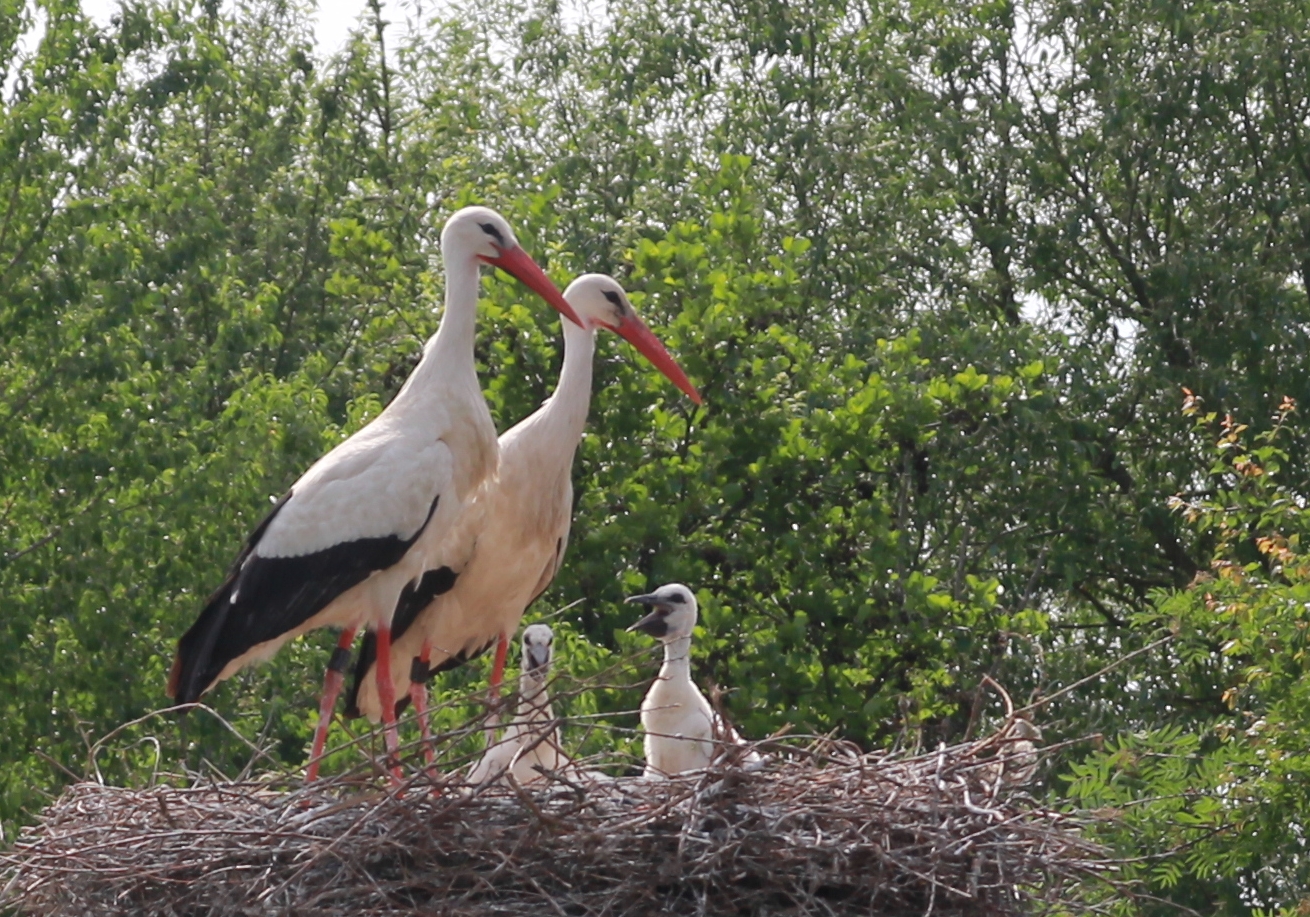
[[563, 274, 702, 404], [442, 206, 520, 263], [521, 623, 555, 677], [562, 273, 637, 333], [625, 583, 699, 642], [440, 207, 582, 326]]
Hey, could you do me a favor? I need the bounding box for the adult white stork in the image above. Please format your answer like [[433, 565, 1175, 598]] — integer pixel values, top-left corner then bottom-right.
[[626, 583, 758, 778], [167, 207, 580, 782], [346, 274, 700, 747], [466, 623, 569, 786]]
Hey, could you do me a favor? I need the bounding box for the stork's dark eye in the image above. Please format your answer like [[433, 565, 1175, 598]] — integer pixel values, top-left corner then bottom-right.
[[602, 289, 623, 307], [478, 222, 506, 246], [668, 593, 687, 604]]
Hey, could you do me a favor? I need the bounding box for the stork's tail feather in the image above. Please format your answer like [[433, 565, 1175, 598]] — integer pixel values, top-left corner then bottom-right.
[[341, 634, 417, 719], [341, 635, 420, 719], [343, 631, 378, 719], [170, 491, 294, 707], [168, 579, 237, 706], [166, 653, 185, 701]]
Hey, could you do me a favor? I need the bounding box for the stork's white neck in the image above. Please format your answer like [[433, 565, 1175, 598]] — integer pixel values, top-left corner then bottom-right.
[[428, 248, 483, 374], [388, 252, 482, 409], [539, 317, 596, 435]]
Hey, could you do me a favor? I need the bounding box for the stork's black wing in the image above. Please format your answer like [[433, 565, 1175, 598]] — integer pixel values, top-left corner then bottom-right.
[[168, 494, 440, 705]]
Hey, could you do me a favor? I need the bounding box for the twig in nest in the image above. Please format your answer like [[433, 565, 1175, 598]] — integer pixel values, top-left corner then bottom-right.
[[4, 731, 1116, 917]]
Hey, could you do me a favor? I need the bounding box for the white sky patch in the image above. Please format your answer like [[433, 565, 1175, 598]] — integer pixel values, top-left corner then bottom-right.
[[6, 6, 45, 102], [12, 0, 603, 101], [313, 0, 397, 53], [73, 0, 407, 54], [558, 0, 607, 32]]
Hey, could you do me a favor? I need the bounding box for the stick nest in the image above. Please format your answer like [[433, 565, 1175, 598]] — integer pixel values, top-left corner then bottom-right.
[[2, 732, 1111, 917]]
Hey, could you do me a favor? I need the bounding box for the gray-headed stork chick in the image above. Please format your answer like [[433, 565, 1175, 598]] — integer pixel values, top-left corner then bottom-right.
[[467, 623, 571, 786], [626, 584, 758, 778]]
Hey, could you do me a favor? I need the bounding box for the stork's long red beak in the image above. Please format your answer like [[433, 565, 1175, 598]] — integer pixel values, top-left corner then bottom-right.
[[616, 315, 703, 405], [483, 245, 583, 328]]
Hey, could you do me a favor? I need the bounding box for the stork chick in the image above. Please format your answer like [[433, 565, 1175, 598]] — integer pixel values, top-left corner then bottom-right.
[[626, 584, 756, 777], [467, 623, 571, 786]]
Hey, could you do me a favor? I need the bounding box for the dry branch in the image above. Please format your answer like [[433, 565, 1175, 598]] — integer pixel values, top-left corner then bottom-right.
[[2, 732, 1112, 917]]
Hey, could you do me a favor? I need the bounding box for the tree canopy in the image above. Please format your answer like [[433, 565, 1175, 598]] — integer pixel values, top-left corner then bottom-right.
[[3, 0, 1310, 911]]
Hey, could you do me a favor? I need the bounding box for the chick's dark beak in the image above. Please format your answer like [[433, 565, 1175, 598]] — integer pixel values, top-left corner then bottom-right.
[[525, 644, 550, 672], [626, 597, 671, 638]]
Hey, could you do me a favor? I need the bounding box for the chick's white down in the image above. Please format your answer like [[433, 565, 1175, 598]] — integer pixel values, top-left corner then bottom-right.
[[626, 584, 757, 778], [467, 623, 571, 786]]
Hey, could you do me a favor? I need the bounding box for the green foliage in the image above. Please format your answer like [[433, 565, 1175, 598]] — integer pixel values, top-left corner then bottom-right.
[[3, 1, 1310, 912], [1066, 399, 1310, 914]]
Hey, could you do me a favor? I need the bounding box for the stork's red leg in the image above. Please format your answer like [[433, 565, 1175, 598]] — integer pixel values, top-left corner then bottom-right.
[[408, 641, 435, 768], [483, 632, 512, 748], [489, 632, 510, 695], [306, 626, 358, 783], [374, 624, 404, 784]]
